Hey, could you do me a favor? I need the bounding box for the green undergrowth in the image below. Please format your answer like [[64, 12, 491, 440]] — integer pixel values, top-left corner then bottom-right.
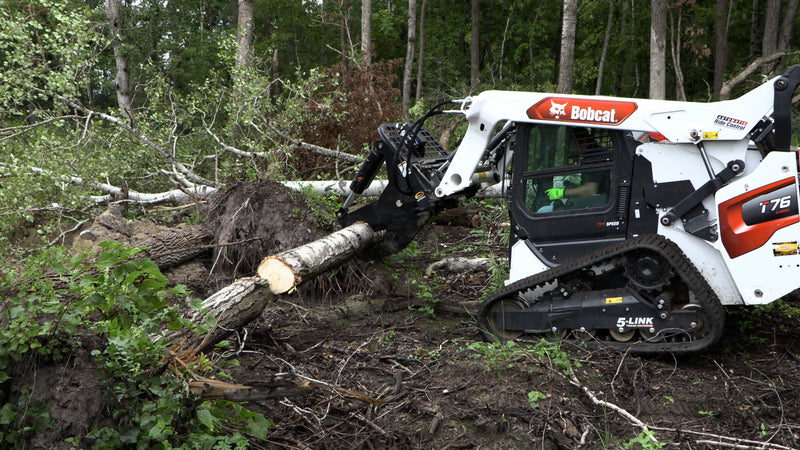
[[0, 242, 272, 448], [463, 339, 576, 376]]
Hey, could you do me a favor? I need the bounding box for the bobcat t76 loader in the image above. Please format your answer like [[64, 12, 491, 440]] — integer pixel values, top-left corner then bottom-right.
[[337, 65, 800, 354]]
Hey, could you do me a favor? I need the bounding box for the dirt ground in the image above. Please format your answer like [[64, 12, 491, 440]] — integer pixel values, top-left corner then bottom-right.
[[14, 180, 800, 449]]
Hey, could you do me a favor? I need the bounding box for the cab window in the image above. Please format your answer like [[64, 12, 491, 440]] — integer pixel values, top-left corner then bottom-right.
[[521, 125, 614, 214]]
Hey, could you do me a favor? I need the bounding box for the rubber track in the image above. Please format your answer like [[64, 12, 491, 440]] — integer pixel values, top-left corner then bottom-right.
[[477, 234, 726, 354]]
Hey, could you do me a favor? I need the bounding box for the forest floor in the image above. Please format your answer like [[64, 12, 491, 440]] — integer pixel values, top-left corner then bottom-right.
[[15, 180, 800, 449]]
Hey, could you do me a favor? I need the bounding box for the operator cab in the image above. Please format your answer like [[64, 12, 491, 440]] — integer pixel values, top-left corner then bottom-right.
[[509, 123, 645, 266]]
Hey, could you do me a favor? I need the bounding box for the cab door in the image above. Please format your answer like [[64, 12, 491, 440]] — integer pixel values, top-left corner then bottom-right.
[[509, 124, 633, 266]]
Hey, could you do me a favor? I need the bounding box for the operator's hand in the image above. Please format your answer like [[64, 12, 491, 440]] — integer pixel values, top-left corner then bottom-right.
[[545, 188, 564, 201]]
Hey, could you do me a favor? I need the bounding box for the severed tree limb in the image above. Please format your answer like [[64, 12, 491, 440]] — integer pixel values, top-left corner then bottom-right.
[[263, 121, 365, 164], [282, 179, 508, 198], [257, 222, 384, 294]]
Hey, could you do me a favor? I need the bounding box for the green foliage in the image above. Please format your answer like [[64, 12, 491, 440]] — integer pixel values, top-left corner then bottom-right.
[[465, 338, 575, 375], [299, 185, 341, 230], [623, 430, 665, 449], [527, 390, 547, 409], [0, 243, 272, 447], [0, 0, 97, 113]]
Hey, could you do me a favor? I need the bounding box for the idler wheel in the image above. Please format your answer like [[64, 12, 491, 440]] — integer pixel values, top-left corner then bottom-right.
[[482, 298, 528, 341]]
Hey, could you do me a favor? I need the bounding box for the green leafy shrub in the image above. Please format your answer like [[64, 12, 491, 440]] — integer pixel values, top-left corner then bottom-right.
[[0, 242, 272, 447]]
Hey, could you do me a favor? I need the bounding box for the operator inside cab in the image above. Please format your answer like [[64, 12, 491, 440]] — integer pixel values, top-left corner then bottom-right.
[[522, 125, 613, 214]]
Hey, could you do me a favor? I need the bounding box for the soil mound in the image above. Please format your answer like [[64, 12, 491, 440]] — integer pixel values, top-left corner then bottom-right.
[[206, 179, 328, 278]]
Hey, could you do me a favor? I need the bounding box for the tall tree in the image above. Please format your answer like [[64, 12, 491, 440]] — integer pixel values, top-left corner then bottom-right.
[[649, 0, 667, 99], [595, 0, 615, 95], [235, 0, 254, 75], [361, 0, 372, 65], [713, 0, 730, 99], [415, 0, 427, 102], [557, 0, 577, 94], [107, 0, 134, 126], [470, 0, 480, 88], [761, 0, 780, 73], [402, 0, 417, 113], [668, 5, 686, 101]]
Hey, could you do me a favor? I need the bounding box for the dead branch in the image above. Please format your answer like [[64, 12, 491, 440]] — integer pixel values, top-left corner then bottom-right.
[[263, 121, 365, 164], [566, 367, 659, 444], [719, 51, 799, 100]]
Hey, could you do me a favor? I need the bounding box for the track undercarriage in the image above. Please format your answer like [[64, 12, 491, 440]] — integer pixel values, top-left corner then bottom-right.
[[477, 234, 726, 354]]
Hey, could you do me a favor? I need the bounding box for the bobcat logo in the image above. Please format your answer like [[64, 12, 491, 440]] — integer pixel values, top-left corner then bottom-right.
[[549, 100, 568, 118]]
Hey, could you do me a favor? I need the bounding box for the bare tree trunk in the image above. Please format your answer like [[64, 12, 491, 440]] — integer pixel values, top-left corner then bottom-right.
[[778, 0, 799, 50], [649, 0, 667, 100], [470, 0, 480, 89], [257, 222, 382, 294], [776, 0, 799, 72], [669, 7, 686, 101], [235, 0, 254, 74], [761, 0, 780, 74], [415, 0, 427, 102], [749, 0, 760, 61], [557, 0, 577, 94], [402, 0, 417, 114], [106, 0, 134, 126], [361, 0, 372, 65], [595, 1, 615, 95], [713, 0, 730, 99], [136, 226, 213, 269]]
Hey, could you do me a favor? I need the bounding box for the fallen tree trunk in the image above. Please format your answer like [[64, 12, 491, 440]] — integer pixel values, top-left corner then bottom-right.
[[164, 222, 384, 352], [256, 222, 384, 294], [136, 225, 213, 268], [280, 179, 508, 198]]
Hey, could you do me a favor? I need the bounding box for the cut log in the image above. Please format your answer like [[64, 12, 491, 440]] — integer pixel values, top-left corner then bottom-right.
[[257, 221, 384, 295], [164, 222, 384, 352]]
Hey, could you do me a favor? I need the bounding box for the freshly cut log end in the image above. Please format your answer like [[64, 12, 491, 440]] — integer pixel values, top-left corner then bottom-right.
[[255, 222, 384, 295], [257, 256, 299, 294]]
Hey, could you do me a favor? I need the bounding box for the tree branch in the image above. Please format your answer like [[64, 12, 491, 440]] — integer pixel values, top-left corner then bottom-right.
[[719, 51, 799, 100]]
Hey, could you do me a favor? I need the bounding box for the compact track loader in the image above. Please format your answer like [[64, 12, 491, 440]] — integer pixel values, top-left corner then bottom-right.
[[337, 65, 800, 353]]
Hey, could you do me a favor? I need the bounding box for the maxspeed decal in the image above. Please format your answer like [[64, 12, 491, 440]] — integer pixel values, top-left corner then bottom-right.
[[526, 97, 638, 125]]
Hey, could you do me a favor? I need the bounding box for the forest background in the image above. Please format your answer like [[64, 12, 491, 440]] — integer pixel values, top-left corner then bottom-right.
[[1, 0, 799, 247], [1, 0, 800, 448]]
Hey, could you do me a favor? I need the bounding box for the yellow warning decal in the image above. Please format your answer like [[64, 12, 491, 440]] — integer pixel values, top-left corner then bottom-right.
[[772, 241, 799, 256], [605, 297, 623, 304], [703, 131, 719, 140]]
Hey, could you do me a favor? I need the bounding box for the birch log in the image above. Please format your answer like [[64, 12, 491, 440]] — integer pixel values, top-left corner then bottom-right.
[[257, 222, 383, 294], [280, 179, 508, 198], [164, 222, 383, 352]]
